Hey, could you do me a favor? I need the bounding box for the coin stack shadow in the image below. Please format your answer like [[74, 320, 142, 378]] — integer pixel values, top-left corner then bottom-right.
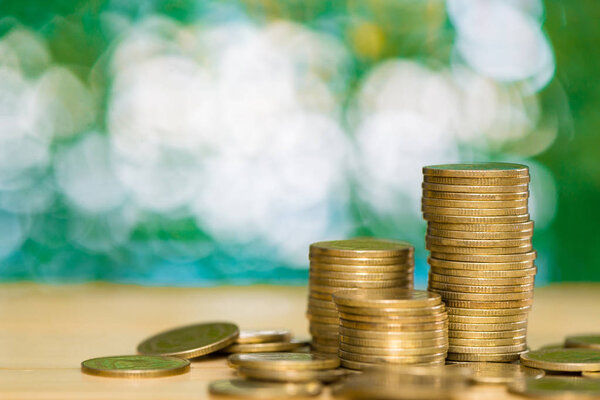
[[332, 289, 449, 370], [421, 163, 536, 362], [307, 239, 415, 355]]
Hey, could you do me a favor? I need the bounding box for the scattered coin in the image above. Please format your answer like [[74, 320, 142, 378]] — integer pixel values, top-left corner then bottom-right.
[[223, 339, 305, 354], [447, 362, 544, 384], [208, 379, 322, 398], [237, 366, 348, 383], [520, 348, 600, 372], [565, 335, 600, 350], [137, 322, 239, 359], [236, 329, 292, 344], [81, 355, 190, 378], [508, 377, 600, 399], [227, 352, 340, 370]]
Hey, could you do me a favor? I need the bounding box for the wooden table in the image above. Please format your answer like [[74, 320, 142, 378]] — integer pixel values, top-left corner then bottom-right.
[[1, 283, 599, 399]]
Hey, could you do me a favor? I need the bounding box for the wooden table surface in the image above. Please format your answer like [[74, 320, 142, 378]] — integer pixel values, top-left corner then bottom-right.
[[1, 282, 599, 399]]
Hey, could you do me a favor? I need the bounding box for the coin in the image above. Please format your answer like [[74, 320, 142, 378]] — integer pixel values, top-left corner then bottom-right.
[[448, 336, 527, 346], [446, 306, 531, 317], [446, 352, 524, 362], [447, 362, 543, 384], [521, 348, 600, 372], [227, 352, 340, 370], [423, 190, 529, 201], [428, 281, 534, 293], [448, 314, 527, 323], [423, 182, 530, 193], [430, 251, 537, 263], [427, 227, 533, 240], [340, 318, 448, 332], [309, 277, 411, 288], [310, 262, 414, 273], [508, 377, 600, 399], [422, 197, 528, 209], [429, 272, 534, 285], [307, 305, 337, 318], [430, 266, 537, 278], [310, 269, 411, 281], [340, 335, 448, 348], [423, 163, 529, 178], [332, 289, 441, 309], [137, 322, 239, 359], [335, 303, 446, 317], [448, 321, 527, 332], [428, 257, 535, 270], [209, 379, 322, 398], [311, 342, 338, 354], [81, 355, 190, 378], [423, 176, 530, 186], [429, 289, 533, 301], [339, 326, 447, 340], [443, 298, 534, 309], [426, 235, 532, 248], [583, 371, 600, 379], [423, 205, 529, 217], [309, 255, 411, 266], [306, 313, 338, 325], [237, 330, 292, 344], [309, 238, 413, 258], [340, 343, 448, 357], [565, 335, 600, 350], [448, 343, 528, 354], [424, 213, 531, 224], [338, 312, 447, 324], [238, 366, 348, 383], [448, 328, 527, 339], [427, 221, 534, 232], [339, 358, 445, 370], [223, 339, 305, 354], [427, 243, 533, 255], [339, 349, 446, 364]]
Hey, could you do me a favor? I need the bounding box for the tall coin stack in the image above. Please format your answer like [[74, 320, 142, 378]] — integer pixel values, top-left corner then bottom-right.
[[307, 239, 414, 355], [421, 163, 536, 362], [332, 289, 448, 370]]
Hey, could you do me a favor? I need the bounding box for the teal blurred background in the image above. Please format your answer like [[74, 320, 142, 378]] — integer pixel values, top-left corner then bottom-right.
[[0, 0, 596, 286]]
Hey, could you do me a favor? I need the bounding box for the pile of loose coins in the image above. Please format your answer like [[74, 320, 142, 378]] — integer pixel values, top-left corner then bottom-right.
[[422, 163, 536, 362], [332, 289, 448, 370], [307, 239, 414, 355]]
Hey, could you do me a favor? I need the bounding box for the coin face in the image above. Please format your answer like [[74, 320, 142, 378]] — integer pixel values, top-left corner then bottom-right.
[[332, 289, 441, 309], [237, 366, 348, 383], [237, 329, 292, 344], [310, 238, 413, 258], [565, 335, 600, 350], [508, 377, 600, 398], [81, 355, 190, 378], [521, 348, 600, 372], [423, 163, 529, 177], [209, 379, 322, 397], [137, 322, 239, 359], [447, 362, 543, 384], [227, 352, 340, 370]]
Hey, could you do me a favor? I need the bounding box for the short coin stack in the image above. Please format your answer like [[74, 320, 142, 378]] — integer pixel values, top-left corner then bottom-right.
[[307, 239, 414, 355], [421, 163, 536, 362], [332, 289, 448, 370]]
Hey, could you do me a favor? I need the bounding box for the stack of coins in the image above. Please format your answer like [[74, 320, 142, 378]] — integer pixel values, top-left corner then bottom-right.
[[307, 239, 414, 354], [421, 163, 536, 362], [332, 289, 448, 370]]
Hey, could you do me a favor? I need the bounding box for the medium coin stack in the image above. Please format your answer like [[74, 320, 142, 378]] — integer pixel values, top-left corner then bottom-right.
[[421, 163, 536, 362], [307, 239, 414, 355], [332, 289, 448, 370]]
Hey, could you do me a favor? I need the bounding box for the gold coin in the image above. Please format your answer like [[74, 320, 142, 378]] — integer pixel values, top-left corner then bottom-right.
[[446, 352, 524, 362], [422, 197, 528, 209], [340, 318, 447, 332], [565, 335, 600, 350], [448, 314, 527, 324], [449, 336, 527, 346], [430, 266, 537, 278], [423, 163, 529, 178], [521, 349, 600, 372], [448, 343, 528, 354], [508, 376, 600, 399], [447, 362, 544, 384], [307, 306, 337, 319], [448, 328, 527, 339], [339, 326, 446, 340], [424, 213, 531, 224], [429, 289, 533, 301], [332, 288, 441, 309], [310, 269, 412, 281], [429, 272, 534, 285], [422, 205, 529, 217], [335, 303, 446, 317], [339, 343, 448, 357], [443, 298, 534, 309], [448, 321, 528, 332], [224, 339, 305, 354], [309, 238, 413, 258], [426, 235, 532, 248], [338, 312, 447, 324], [428, 281, 534, 294], [583, 371, 600, 379], [423, 189, 529, 201], [339, 350, 446, 364], [309, 330, 338, 341], [237, 366, 348, 383], [311, 342, 338, 354], [430, 251, 537, 263], [81, 355, 190, 378], [209, 379, 322, 397], [309, 254, 411, 266], [308, 290, 333, 301], [423, 176, 530, 186], [340, 335, 448, 349], [137, 322, 239, 359], [427, 243, 533, 255], [237, 330, 292, 344], [310, 262, 414, 273], [339, 358, 445, 370], [422, 182, 529, 193], [428, 256, 535, 271], [306, 313, 338, 325], [227, 352, 340, 370], [310, 277, 411, 289], [446, 306, 531, 317], [427, 227, 533, 240], [427, 220, 534, 232]]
